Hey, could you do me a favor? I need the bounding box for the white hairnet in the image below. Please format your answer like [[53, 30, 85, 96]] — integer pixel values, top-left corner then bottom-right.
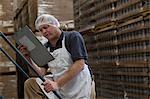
[[35, 14, 60, 30]]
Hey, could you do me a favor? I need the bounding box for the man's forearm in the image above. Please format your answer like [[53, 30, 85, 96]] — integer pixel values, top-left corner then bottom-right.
[[56, 59, 84, 88]]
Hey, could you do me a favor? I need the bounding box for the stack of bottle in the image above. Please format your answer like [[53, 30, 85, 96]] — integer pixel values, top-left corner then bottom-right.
[[73, 0, 150, 98]]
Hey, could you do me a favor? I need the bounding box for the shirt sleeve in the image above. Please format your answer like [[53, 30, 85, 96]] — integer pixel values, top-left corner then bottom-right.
[[66, 31, 88, 62]]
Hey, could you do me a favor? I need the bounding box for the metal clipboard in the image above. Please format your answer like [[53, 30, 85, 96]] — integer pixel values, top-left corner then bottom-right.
[[14, 26, 54, 66]]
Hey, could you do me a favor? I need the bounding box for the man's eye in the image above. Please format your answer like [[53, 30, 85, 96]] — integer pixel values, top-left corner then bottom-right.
[[39, 26, 49, 31], [43, 26, 48, 29]]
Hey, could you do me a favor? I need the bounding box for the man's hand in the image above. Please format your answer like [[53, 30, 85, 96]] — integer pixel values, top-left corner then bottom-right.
[[43, 79, 59, 93], [18, 45, 30, 57]]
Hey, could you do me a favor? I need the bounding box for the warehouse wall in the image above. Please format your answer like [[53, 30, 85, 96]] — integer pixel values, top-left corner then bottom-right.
[[73, 0, 150, 98]]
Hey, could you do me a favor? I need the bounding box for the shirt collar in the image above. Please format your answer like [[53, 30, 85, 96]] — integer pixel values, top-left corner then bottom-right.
[[46, 31, 64, 50]]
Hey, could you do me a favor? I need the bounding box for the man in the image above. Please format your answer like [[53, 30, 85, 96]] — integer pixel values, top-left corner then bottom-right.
[[19, 14, 94, 99]]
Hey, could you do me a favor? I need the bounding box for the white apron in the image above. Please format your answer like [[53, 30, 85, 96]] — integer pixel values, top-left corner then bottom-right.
[[36, 36, 92, 99]]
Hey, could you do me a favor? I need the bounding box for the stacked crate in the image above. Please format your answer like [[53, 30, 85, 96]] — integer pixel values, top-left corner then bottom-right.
[[0, 66, 17, 98], [73, 0, 96, 31], [0, 35, 17, 98], [0, 0, 17, 98], [73, 0, 150, 98], [113, 1, 150, 98]]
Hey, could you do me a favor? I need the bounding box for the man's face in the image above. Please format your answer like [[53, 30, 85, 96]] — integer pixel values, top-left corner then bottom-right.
[[39, 24, 58, 41]]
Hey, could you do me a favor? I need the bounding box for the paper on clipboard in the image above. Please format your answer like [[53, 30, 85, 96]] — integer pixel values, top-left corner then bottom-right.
[[18, 35, 36, 51], [14, 26, 54, 66]]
